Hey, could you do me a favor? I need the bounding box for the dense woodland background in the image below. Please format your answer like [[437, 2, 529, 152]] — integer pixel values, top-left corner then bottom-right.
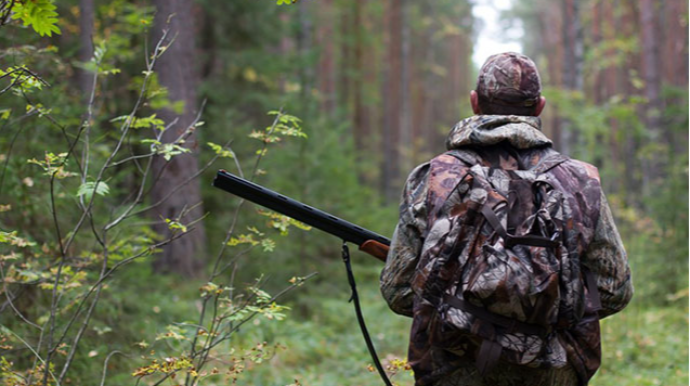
[[0, 0, 687, 385]]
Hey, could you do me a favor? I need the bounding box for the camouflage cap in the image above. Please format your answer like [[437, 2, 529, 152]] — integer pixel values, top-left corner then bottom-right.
[[476, 52, 541, 107]]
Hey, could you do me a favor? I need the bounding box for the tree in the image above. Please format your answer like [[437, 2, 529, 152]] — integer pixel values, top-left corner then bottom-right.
[[560, 0, 583, 156], [150, 0, 206, 277], [77, 0, 94, 98], [381, 0, 403, 201], [316, 0, 336, 116]]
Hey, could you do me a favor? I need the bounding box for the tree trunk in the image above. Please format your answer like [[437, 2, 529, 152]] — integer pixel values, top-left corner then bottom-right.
[[679, 0, 690, 88], [297, 0, 313, 104], [279, 13, 294, 93], [150, 0, 206, 277], [538, 2, 562, 149], [591, 0, 603, 105], [317, 0, 336, 116], [638, 0, 663, 190], [338, 5, 352, 115], [619, 0, 641, 204], [399, 0, 412, 173], [560, 0, 583, 157], [353, 0, 368, 155], [381, 0, 402, 201], [602, 0, 620, 191], [77, 0, 94, 98], [420, 2, 436, 157]]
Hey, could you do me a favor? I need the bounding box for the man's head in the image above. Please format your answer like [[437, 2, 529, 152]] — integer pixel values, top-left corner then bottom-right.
[[470, 52, 546, 117]]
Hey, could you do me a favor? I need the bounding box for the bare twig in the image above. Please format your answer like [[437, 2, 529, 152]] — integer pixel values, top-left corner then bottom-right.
[[79, 52, 102, 208], [58, 230, 110, 383], [0, 266, 41, 330], [62, 28, 171, 254], [189, 272, 317, 376], [99, 351, 127, 386], [210, 110, 283, 280], [53, 230, 192, 351], [0, 110, 38, 195], [2, 326, 60, 385], [126, 150, 220, 220]]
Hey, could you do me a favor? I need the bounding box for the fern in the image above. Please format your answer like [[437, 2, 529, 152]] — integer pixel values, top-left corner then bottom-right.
[[12, 0, 61, 37]]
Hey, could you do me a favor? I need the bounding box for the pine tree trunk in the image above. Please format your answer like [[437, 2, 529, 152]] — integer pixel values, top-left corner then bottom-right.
[[150, 0, 206, 278], [381, 0, 402, 201], [660, 0, 689, 154], [639, 0, 664, 193], [560, 0, 583, 156], [399, 0, 412, 173], [353, 0, 368, 155], [77, 0, 94, 98], [591, 0, 603, 105], [420, 1, 436, 157], [317, 0, 336, 116], [538, 2, 563, 149], [620, 0, 641, 204], [338, 5, 352, 113], [297, 0, 313, 103]]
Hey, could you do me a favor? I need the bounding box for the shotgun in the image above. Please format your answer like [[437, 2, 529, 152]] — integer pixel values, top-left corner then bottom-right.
[[212, 170, 390, 262]]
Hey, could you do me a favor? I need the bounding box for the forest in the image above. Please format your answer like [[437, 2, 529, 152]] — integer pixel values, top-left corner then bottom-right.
[[0, 0, 687, 385]]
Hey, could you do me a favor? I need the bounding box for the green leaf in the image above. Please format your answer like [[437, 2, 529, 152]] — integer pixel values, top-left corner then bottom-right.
[[207, 142, 234, 158], [0, 231, 36, 247], [165, 218, 187, 233], [77, 181, 110, 202], [110, 114, 165, 130], [260, 238, 276, 252], [11, 0, 61, 37]]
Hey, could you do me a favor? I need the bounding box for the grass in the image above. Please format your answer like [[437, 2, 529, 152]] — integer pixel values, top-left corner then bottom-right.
[[593, 302, 688, 386], [214, 262, 689, 386], [5, 238, 685, 386]]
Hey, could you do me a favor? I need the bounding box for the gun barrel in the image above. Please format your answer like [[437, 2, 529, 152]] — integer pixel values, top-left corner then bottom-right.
[[212, 170, 391, 250]]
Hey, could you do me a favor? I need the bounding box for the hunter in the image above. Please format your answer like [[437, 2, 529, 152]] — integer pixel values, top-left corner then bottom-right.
[[380, 52, 633, 386]]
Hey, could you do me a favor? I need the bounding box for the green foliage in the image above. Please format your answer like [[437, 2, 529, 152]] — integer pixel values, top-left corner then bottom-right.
[[544, 84, 689, 302], [1, 0, 686, 385], [249, 112, 307, 148], [110, 114, 165, 130], [1, 3, 317, 384], [75, 41, 121, 76], [26, 152, 77, 178], [0, 230, 35, 247], [0, 66, 45, 94], [10, 0, 60, 36], [207, 142, 235, 158], [76, 180, 110, 201]]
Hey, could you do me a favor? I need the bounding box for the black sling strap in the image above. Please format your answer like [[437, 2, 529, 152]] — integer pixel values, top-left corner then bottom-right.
[[341, 242, 393, 386]]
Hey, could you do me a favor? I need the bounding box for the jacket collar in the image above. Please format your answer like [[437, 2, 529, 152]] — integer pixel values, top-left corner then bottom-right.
[[445, 115, 552, 150]]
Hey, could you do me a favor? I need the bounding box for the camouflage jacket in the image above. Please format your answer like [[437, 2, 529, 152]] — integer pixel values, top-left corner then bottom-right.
[[380, 115, 633, 386]]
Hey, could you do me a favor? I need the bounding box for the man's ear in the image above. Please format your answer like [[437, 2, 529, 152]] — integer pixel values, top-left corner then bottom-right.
[[534, 96, 546, 116], [470, 90, 481, 115]]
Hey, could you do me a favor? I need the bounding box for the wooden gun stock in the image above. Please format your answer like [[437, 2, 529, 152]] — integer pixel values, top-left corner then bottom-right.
[[359, 240, 390, 262]]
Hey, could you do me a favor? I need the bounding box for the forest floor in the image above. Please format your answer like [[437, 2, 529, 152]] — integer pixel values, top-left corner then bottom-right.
[[75, 240, 687, 386], [227, 263, 688, 386]]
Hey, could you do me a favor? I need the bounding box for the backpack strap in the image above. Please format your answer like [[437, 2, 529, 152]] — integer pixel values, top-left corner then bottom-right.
[[443, 293, 550, 375], [481, 205, 560, 248], [444, 149, 481, 166], [532, 152, 570, 174]]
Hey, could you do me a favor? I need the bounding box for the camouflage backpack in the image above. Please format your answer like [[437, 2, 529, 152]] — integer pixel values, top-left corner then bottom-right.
[[413, 149, 602, 379]]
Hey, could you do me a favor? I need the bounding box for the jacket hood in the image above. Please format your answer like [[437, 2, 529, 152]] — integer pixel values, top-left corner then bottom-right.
[[445, 115, 552, 150]]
